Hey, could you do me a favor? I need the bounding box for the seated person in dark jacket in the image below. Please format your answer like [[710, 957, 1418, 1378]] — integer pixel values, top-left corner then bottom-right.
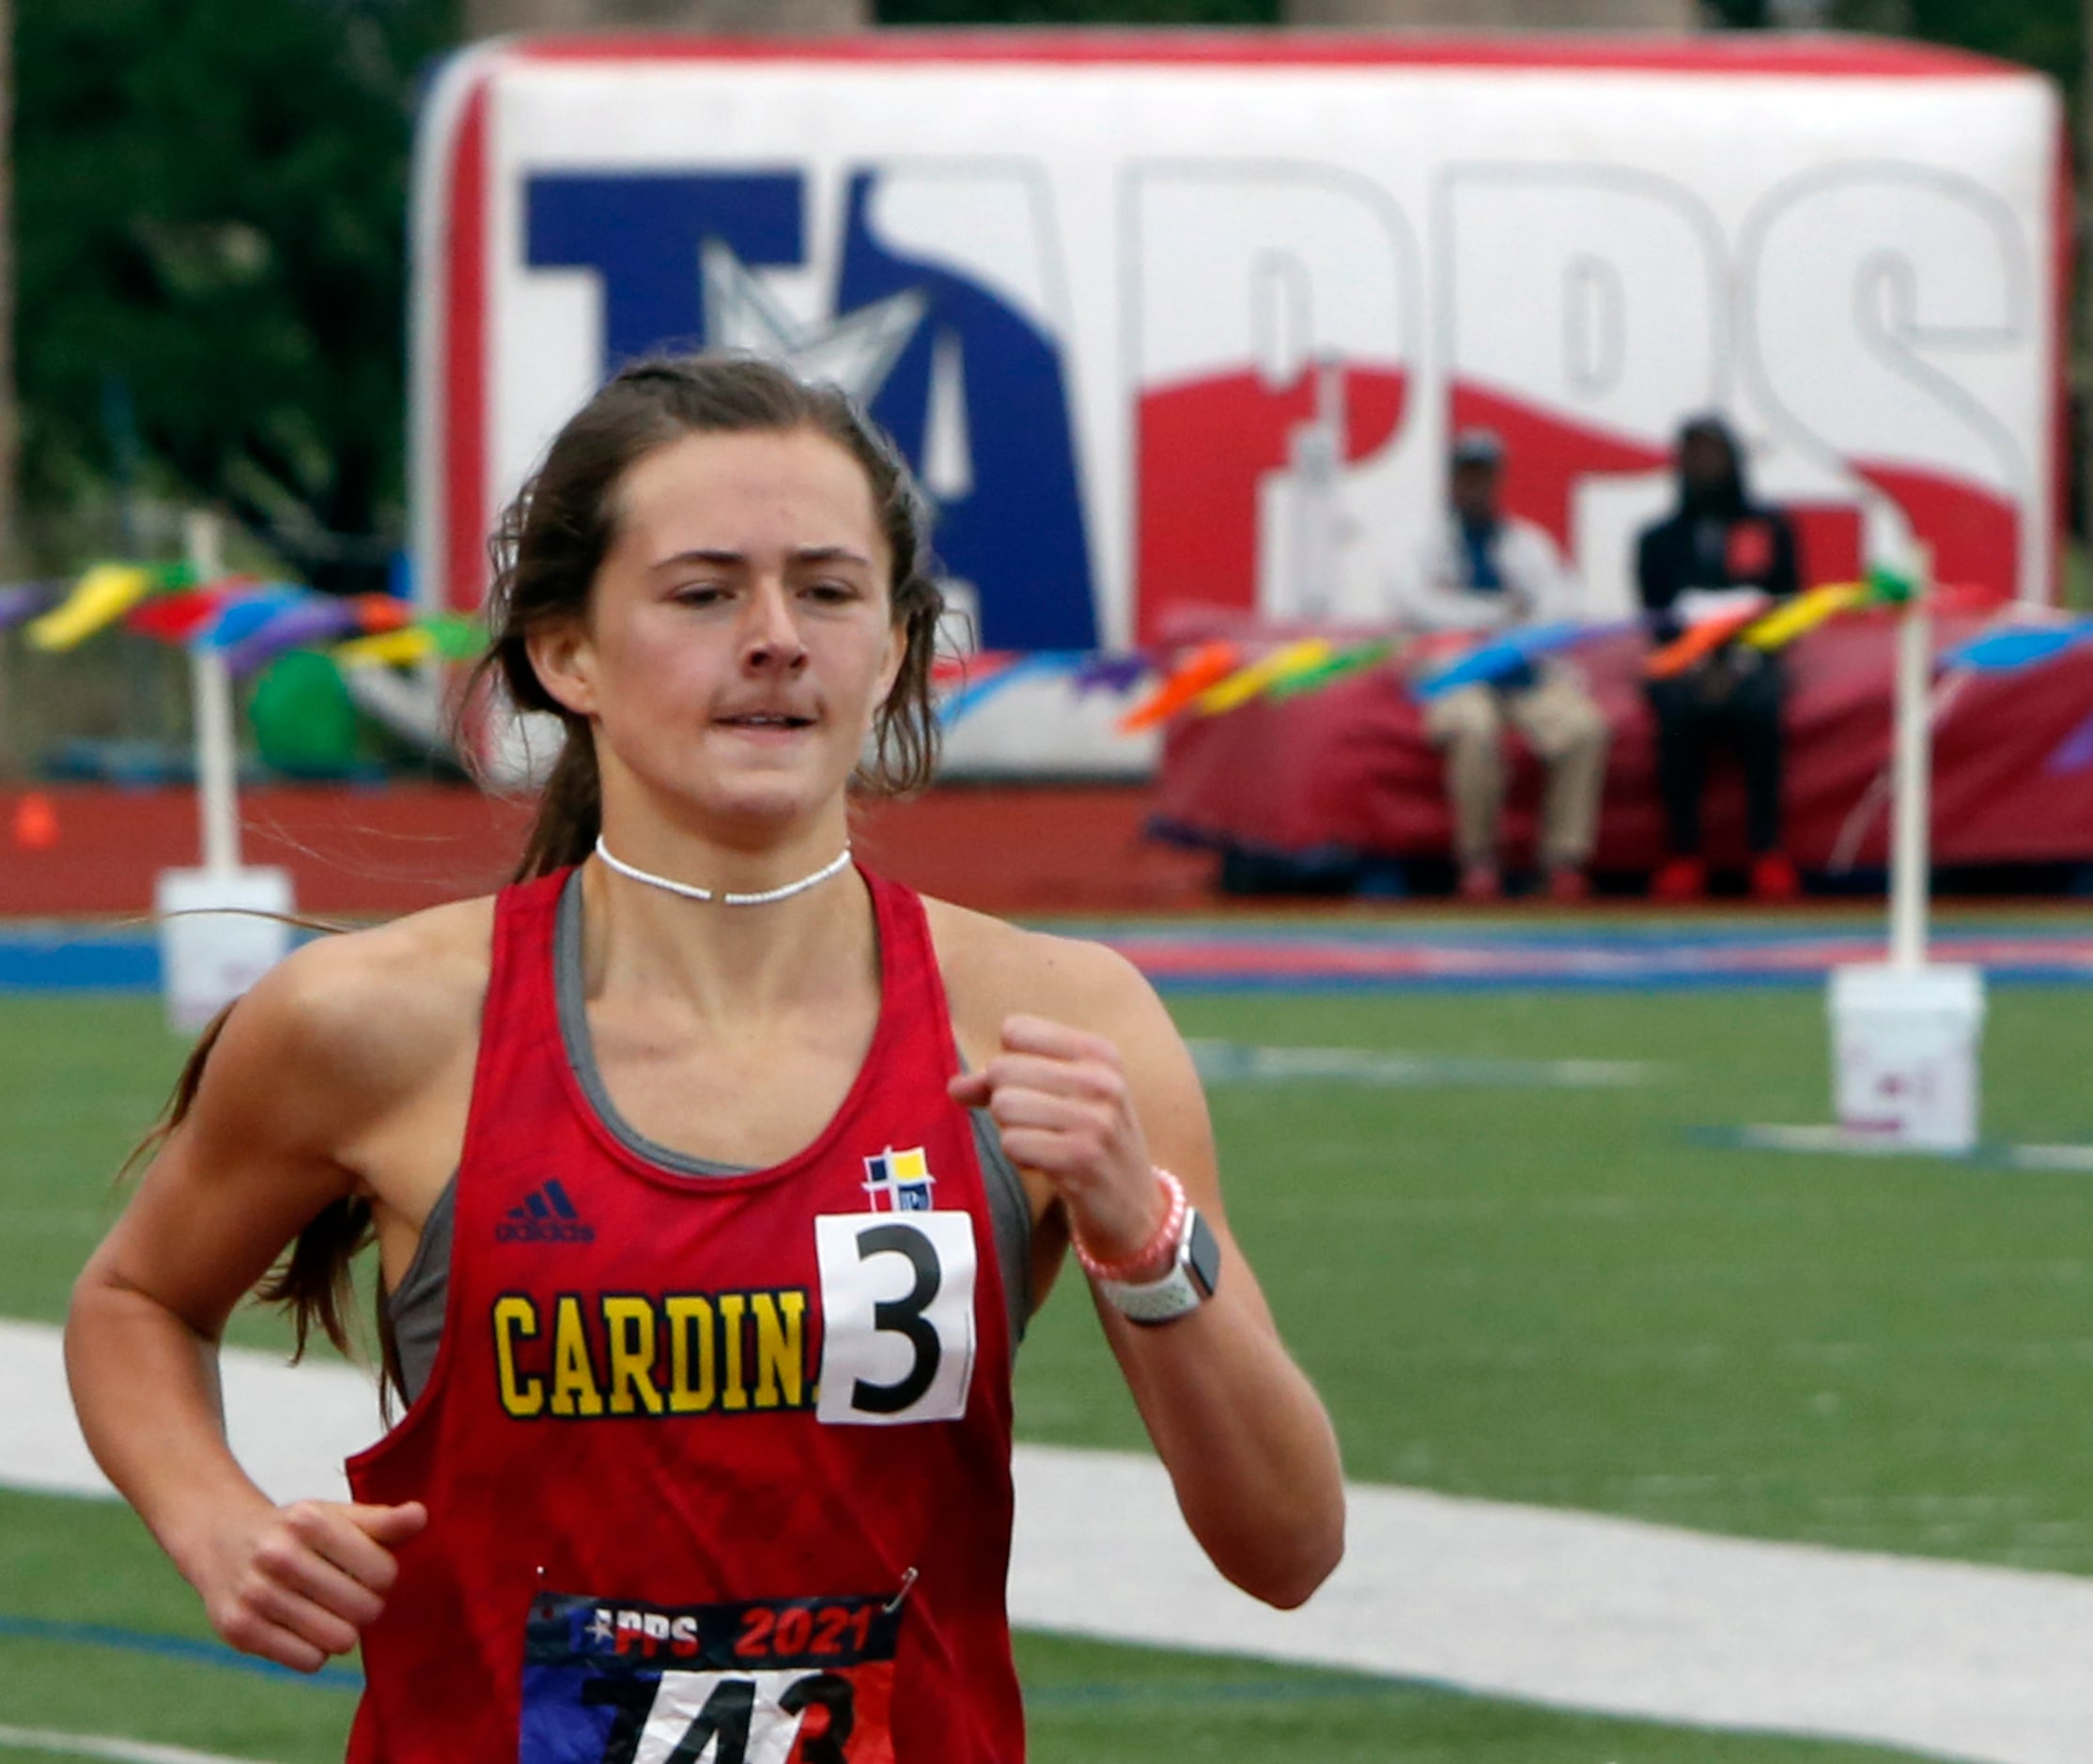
[[1636, 415, 1802, 903]]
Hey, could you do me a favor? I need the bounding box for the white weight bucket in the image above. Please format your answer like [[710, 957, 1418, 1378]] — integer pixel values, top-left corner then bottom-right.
[[155, 866, 297, 1032], [1826, 964, 1986, 1153]]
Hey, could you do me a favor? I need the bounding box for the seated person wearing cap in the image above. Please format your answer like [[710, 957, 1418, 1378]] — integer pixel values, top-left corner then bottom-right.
[[1635, 415, 1802, 904], [1397, 429, 1609, 904]]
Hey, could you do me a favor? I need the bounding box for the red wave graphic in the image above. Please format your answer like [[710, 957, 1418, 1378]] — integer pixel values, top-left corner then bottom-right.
[[1135, 365, 1406, 646]]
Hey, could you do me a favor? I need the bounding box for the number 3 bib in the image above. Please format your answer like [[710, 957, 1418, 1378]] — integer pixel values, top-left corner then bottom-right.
[[814, 1212, 977, 1426]]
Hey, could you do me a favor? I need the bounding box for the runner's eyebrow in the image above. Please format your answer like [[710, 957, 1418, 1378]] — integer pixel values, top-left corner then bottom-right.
[[650, 547, 876, 571]]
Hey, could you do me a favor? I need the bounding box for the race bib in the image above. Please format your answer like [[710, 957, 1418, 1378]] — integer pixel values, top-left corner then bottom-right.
[[814, 1213, 977, 1427], [520, 1590, 900, 1764]]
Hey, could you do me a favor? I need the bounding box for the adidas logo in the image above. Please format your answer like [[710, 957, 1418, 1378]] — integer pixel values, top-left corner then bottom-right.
[[496, 1178, 597, 1245]]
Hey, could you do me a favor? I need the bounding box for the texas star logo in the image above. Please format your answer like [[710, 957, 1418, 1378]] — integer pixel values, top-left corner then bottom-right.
[[861, 1146, 935, 1213]]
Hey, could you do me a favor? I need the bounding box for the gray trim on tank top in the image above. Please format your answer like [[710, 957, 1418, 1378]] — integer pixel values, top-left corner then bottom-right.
[[386, 871, 1033, 1404]]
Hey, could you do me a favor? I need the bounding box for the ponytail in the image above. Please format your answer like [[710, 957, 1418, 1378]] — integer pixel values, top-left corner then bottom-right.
[[514, 728, 602, 882], [121, 999, 408, 1408]]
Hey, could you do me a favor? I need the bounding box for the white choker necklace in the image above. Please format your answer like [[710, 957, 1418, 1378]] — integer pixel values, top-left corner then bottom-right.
[[593, 836, 852, 906]]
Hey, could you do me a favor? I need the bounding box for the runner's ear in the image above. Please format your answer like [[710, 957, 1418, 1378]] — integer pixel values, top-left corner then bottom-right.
[[527, 619, 599, 720]]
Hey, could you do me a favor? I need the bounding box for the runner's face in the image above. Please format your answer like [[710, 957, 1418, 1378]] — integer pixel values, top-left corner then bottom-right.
[[536, 426, 901, 832]]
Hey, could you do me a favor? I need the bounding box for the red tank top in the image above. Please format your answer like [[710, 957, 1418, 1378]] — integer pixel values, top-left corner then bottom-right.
[[346, 866, 1021, 1762]]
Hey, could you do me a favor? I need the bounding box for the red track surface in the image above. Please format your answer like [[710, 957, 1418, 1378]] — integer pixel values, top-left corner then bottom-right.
[[0, 783, 1217, 921]]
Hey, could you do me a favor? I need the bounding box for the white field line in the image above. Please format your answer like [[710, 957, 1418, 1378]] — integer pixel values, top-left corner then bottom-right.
[[0, 1725, 272, 1764], [7, 1319, 2092, 1762], [1186, 1040, 1651, 1089]]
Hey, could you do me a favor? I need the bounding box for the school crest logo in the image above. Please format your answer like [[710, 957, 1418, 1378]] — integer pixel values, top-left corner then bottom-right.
[[860, 1146, 936, 1213]]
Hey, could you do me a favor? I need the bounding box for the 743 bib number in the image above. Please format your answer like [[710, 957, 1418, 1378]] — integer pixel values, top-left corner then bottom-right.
[[521, 1590, 900, 1764]]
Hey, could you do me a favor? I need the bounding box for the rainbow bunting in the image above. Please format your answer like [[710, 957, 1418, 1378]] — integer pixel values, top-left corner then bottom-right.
[[219, 599, 364, 677], [1943, 622, 2093, 673], [1265, 638, 1396, 701], [1413, 621, 1589, 701], [194, 587, 306, 651], [937, 652, 1086, 729], [2047, 705, 2093, 777], [424, 612, 487, 661], [126, 583, 251, 642], [350, 593, 416, 635], [1072, 653, 1152, 696], [1645, 598, 1771, 680], [335, 627, 440, 669], [27, 565, 160, 652], [0, 583, 58, 633], [1738, 581, 1868, 651], [333, 613, 486, 671], [1864, 564, 1920, 606], [1117, 641, 1241, 734], [1195, 639, 1336, 715]]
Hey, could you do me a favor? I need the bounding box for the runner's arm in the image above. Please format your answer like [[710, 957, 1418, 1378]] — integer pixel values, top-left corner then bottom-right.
[[951, 947, 1344, 1608], [66, 937, 430, 1669]]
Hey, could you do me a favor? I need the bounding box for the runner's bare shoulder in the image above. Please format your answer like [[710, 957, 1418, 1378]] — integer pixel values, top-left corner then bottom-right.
[[192, 896, 497, 1156], [922, 896, 1158, 1047]]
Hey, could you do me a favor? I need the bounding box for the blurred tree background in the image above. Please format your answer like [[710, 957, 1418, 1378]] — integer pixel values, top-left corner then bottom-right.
[[13, 0, 456, 590], [5, 0, 2082, 590], [1698, 2, 2079, 103]]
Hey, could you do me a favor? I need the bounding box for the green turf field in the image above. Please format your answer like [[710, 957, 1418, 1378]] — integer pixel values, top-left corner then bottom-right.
[[5, 977, 2090, 1760]]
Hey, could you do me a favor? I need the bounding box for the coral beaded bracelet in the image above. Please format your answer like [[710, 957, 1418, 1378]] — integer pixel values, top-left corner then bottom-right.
[[1071, 1168, 1187, 1286]]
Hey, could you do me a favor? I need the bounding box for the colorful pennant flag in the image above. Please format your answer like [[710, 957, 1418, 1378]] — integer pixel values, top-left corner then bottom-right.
[[1414, 621, 1589, 701], [335, 627, 441, 669], [26, 565, 160, 652], [194, 587, 306, 652], [1195, 638, 1337, 715], [1738, 581, 1868, 652], [350, 592, 416, 635], [0, 583, 58, 633], [937, 652, 1085, 728], [1117, 641, 1241, 734], [1645, 597, 1772, 680], [1942, 622, 2093, 673], [219, 599, 364, 678], [1864, 564, 1920, 606], [1072, 653, 1153, 696], [2046, 704, 2093, 777], [1264, 638, 1396, 702]]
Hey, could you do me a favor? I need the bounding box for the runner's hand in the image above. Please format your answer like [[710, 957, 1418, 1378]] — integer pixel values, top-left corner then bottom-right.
[[947, 1014, 1169, 1261], [192, 1497, 426, 1672]]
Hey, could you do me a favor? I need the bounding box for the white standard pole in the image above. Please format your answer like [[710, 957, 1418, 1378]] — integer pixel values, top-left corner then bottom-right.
[[1886, 558, 1931, 970], [183, 510, 240, 876]]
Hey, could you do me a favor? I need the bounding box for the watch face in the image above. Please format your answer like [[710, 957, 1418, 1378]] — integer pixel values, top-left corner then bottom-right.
[[1186, 1210, 1222, 1298]]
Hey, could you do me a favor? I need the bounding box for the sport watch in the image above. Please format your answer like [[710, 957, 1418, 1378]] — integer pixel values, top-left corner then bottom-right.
[[1096, 1206, 1222, 1326]]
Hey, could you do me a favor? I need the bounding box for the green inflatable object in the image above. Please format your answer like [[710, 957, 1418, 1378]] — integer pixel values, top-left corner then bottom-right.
[[248, 648, 364, 778]]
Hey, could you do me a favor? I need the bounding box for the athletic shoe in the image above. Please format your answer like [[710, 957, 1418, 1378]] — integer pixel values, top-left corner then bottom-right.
[[1750, 851, 1802, 903], [1650, 857, 1707, 903], [1545, 867, 1592, 905], [1457, 862, 1504, 903]]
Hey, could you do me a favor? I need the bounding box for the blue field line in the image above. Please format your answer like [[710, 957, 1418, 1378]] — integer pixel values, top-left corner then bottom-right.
[[1142, 966, 2093, 994], [0, 1613, 361, 1688], [1053, 918, 2093, 950], [1686, 1124, 2093, 1172], [4, 920, 2093, 994], [0, 1610, 1438, 1712], [0, 928, 159, 993]]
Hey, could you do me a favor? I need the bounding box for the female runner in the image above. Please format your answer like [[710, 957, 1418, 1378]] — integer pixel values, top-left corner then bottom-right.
[[67, 353, 1345, 1760]]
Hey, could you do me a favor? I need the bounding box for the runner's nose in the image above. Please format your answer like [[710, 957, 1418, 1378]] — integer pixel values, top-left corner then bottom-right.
[[742, 580, 808, 673]]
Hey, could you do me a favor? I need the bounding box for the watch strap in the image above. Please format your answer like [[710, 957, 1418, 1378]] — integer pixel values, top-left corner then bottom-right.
[[1097, 1209, 1221, 1326]]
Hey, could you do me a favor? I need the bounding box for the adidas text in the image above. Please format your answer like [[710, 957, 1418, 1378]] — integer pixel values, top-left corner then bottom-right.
[[496, 1216, 597, 1245]]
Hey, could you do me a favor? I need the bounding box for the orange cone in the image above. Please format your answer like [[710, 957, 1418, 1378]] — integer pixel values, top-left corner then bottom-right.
[[13, 792, 58, 851]]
